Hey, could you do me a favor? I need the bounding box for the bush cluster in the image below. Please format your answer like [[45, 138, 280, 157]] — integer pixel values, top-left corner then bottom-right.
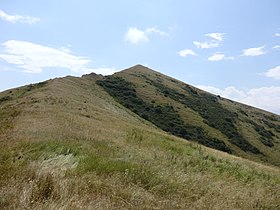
[[26, 81, 48, 92], [0, 96, 12, 104], [141, 76, 261, 154], [97, 76, 231, 153], [246, 119, 275, 147]]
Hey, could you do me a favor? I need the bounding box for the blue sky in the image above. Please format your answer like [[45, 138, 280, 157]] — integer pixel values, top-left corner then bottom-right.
[[0, 0, 280, 114]]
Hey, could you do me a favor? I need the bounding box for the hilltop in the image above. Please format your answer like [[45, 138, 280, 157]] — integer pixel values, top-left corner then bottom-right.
[[0, 65, 280, 209]]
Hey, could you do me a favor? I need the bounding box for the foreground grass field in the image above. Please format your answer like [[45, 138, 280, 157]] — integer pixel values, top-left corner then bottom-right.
[[0, 74, 280, 209]]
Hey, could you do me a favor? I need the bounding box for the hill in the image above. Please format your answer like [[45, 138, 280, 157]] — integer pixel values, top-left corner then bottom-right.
[[97, 65, 280, 167], [0, 65, 280, 209]]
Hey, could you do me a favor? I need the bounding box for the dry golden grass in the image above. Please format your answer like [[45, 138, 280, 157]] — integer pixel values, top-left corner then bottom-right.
[[0, 74, 280, 209]]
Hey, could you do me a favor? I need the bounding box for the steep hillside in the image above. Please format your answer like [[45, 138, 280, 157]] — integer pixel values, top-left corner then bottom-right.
[[97, 65, 280, 167], [0, 68, 280, 209]]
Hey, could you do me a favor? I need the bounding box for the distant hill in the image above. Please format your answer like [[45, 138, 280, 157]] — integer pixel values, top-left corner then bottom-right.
[[0, 65, 280, 209]]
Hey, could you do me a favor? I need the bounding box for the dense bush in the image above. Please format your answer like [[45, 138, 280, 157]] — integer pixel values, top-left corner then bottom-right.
[[246, 119, 275, 147], [262, 119, 280, 133], [97, 76, 232, 153], [26, 81, 48, 92], [141, 77, 261, 154], [0, 96, 12, 103]]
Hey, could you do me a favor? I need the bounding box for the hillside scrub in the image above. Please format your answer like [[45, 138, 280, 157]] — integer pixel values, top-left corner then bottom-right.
[[97, 76, 232, 153], [142, 75, 262, 154]]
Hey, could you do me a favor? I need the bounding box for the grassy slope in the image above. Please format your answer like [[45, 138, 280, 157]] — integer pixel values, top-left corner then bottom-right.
[[111, 65, 280, 167], [0, 73, 279, 209]]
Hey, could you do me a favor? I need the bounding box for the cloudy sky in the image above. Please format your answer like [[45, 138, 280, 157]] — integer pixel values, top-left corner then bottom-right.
[[1, 0, 280, 114]]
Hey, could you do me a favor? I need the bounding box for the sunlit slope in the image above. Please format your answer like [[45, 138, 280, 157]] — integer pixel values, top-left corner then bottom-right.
[[98, 65, 280, 166], [0, 71, 280, 209], [0, 76, 146, 144]]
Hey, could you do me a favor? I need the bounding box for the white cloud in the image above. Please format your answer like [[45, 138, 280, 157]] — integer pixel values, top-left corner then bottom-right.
[[242, 46, 266, 56], [196, 85, 222, 95], [208, 53, 225, 61], [0, 40, 115, 75], [265, 66, 280, 80], [275, 33, 280, 37], [205, 33, 225, 42], [145, 27, 168, 36], [196, 86, 247, 101], [244, 87, 280, 114], [193, 41, 219, 49], [273, 45, 280, 49], [193, 32, 225, 49], [124, 27, 149, 44], [177, 49, 197, 57], [125, 27, 168, 44], [196, 85, 280, 114], [0, 9, 39, 24], [208, 53, 234, 61]]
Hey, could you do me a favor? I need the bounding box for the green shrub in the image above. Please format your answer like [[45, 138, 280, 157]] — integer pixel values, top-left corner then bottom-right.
[[246, 119, 275, 147], [97, 76, 232, 153], [0, 96, 12, 103], [26, 81, 48, 92], [143, 77, 261, 154]]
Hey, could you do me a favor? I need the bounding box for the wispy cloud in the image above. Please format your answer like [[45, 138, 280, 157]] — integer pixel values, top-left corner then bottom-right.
[[196, 85, 280, 114], [208, 53, 234, 61], [177, 49, 197, 57], [208, 53, 225, 61], [241, 46, 266, 56], [0, 40, 115, 75], [193, 41, 219, 49], [193, 32, 225, 49], [274, 33, 280, 37], [205, 33, 225, 42], [125, 27, 168, 44], [264, 66, 280, 80], [273, 45, 280, 49], [0, 9, 39, 24], [145, 27, 168, 36]]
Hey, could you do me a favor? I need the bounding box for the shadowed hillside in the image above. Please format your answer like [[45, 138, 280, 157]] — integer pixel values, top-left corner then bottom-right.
[[0, 65, 280, 209]]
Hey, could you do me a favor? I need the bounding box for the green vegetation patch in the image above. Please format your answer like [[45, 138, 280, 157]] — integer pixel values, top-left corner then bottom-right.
[[26, 81, 48, 92], [0, 96, 12, 104], [246, 119, 275, 147], [0, 140, 80, 186], [145, 77, 261, 155], [97, 76, 232, 153], [262, 119, 280, 133]]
